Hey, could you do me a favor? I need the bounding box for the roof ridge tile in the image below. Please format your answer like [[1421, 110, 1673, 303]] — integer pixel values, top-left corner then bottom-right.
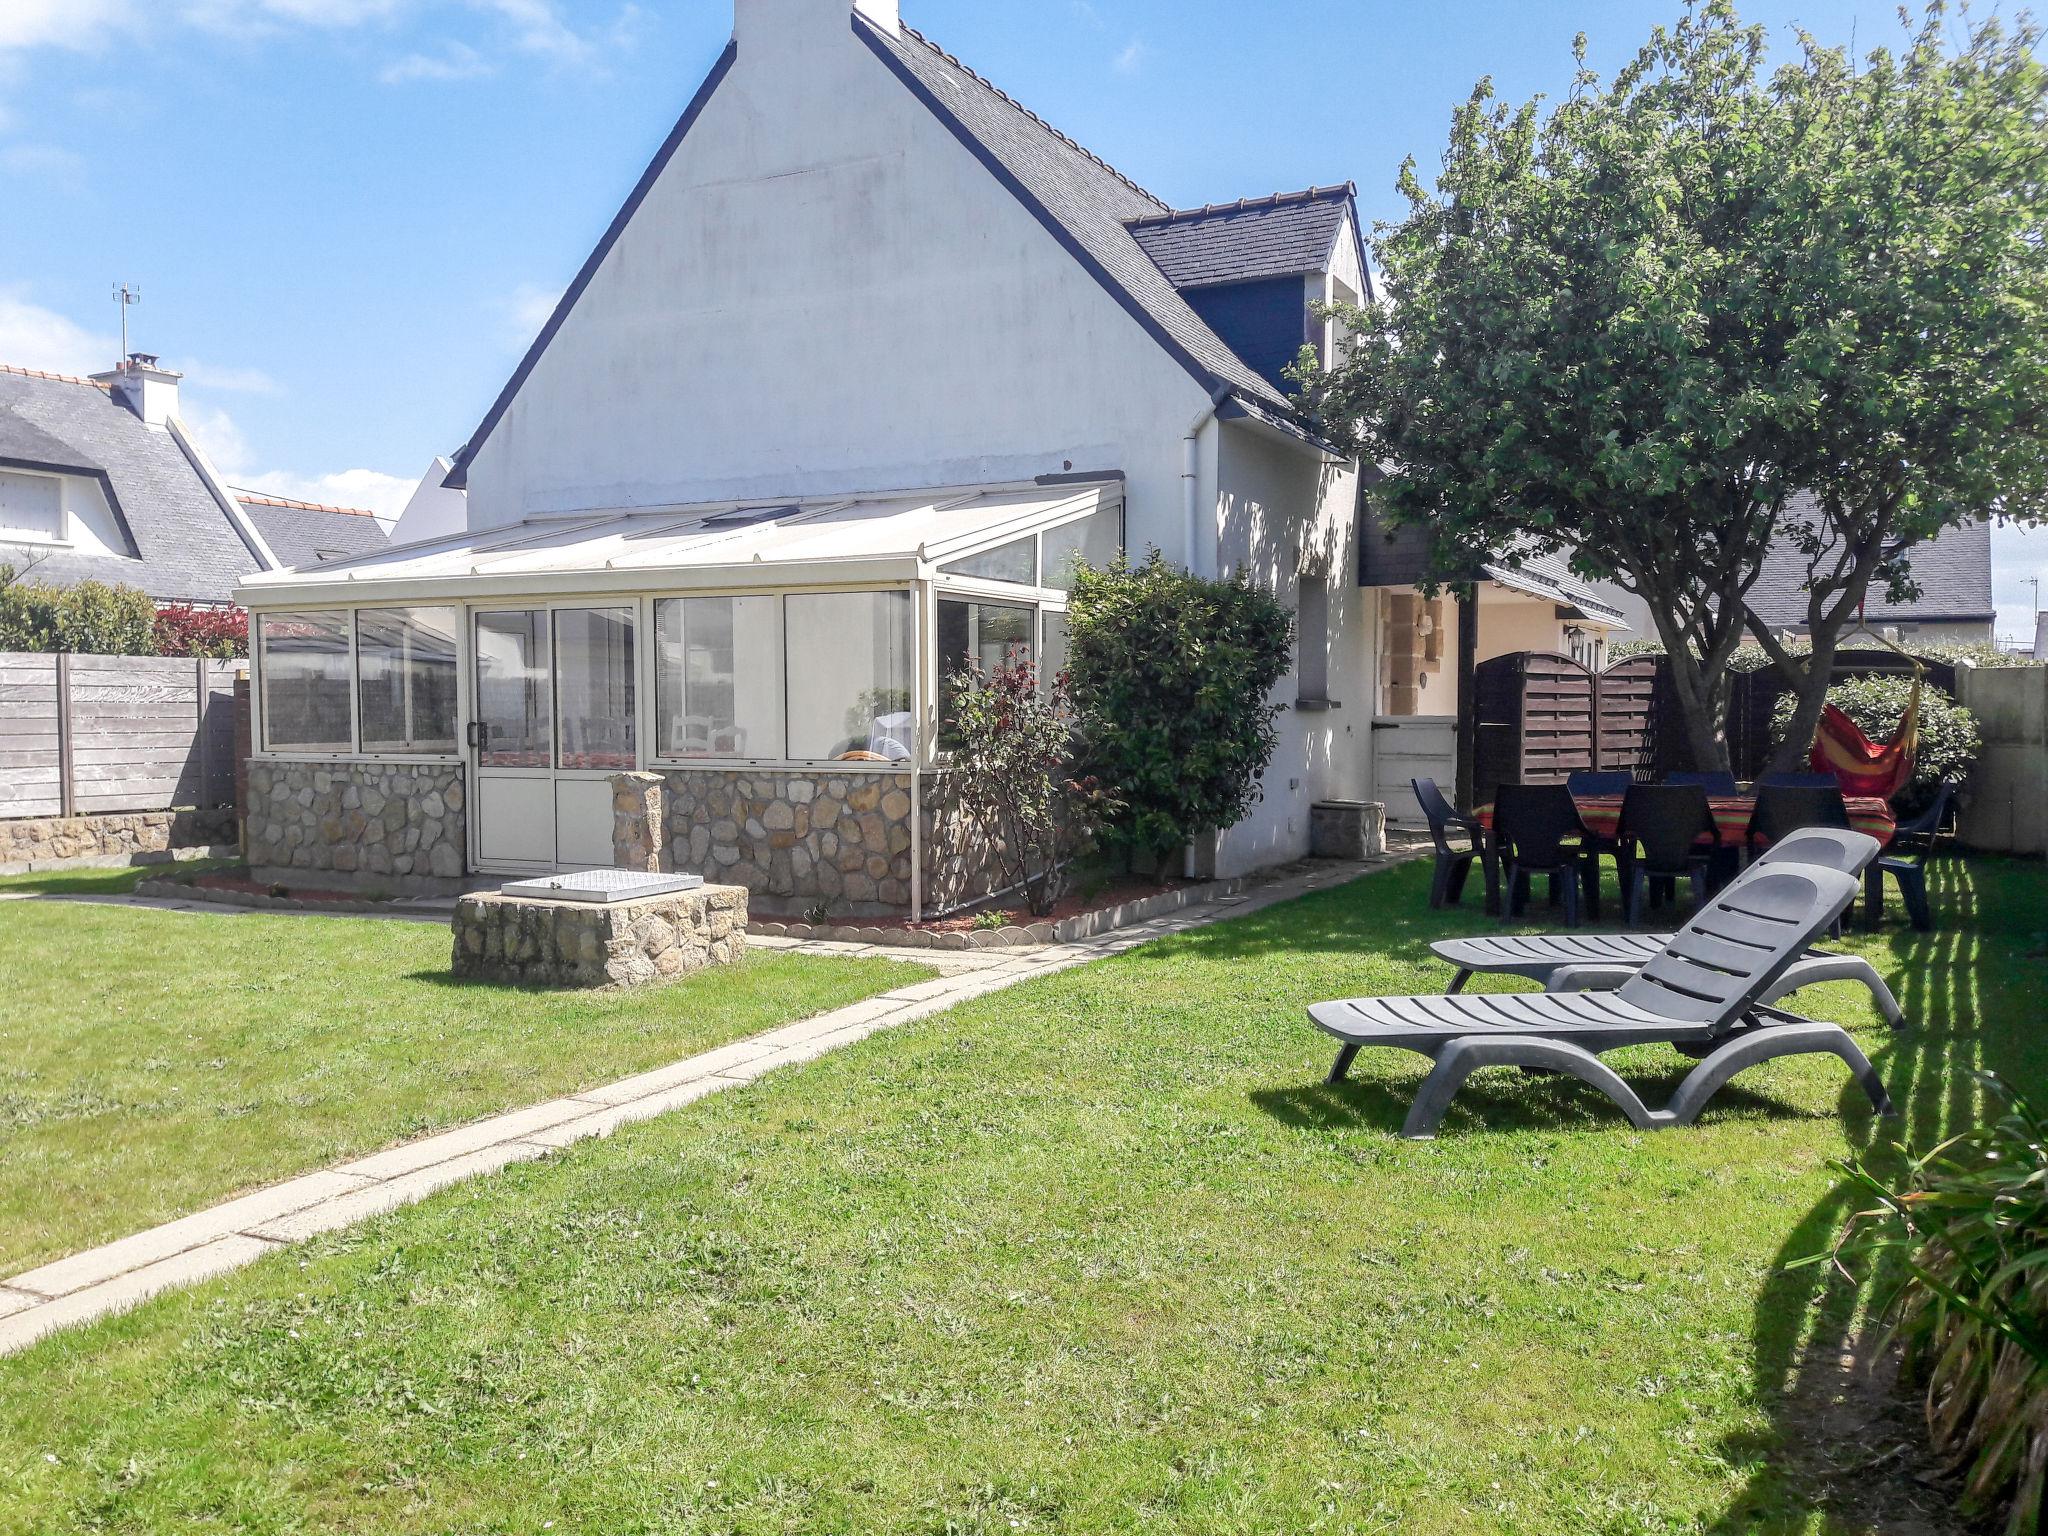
[[1126, 183, 1358, 229], [0, 362, 112, 392]]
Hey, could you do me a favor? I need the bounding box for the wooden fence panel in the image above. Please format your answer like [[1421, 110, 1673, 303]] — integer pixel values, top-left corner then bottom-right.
[[0, 651, 238, 818], [1594, 658, 1658, 776]]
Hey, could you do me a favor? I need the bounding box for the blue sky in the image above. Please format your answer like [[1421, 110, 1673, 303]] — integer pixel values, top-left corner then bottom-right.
[[1, 0, 2040, 643]]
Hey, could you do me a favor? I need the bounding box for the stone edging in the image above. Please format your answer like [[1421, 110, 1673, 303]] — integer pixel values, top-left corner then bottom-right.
[[0, 851, 1414, 1355], [0, 842, 239, 879], [748, 875, 1249, 951], [130, 876, 451, 916]]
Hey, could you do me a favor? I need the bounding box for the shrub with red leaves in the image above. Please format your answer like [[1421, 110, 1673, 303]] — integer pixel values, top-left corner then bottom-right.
[[153, 604, 248, 659]]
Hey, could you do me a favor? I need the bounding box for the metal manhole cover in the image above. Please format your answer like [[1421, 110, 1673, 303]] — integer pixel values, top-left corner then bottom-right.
[[500, 869, 705, 905]]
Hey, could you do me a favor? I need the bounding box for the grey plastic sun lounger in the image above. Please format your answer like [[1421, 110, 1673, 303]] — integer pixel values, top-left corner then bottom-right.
[[1427, 830, 1906, 1029], [1309, 863, 1895, 1139]]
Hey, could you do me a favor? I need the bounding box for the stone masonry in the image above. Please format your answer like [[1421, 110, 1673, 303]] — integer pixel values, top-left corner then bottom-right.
[[451, 883, 748, 988], [657, 770, 918, 916], [612, 772, 665, 873], [0, 807, 235, 871], [244, 760, 467, 894]]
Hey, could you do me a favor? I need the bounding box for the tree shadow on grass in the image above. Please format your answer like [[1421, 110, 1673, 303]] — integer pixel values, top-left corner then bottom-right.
[[1701, 856, 2045, 1534]]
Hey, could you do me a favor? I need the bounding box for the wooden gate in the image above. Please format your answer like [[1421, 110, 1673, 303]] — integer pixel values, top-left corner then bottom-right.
[[1473, 652, 1597, 803]]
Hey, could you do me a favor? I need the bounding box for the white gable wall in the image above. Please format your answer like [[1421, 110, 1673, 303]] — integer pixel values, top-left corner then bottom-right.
[[463, 8, 1215, 565]]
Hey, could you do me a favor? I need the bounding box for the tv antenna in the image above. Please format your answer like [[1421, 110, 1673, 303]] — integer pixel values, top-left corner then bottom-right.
[[111, 283, 141, 360]]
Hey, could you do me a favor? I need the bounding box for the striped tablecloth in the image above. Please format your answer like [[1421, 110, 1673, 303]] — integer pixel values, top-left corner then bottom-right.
[[1478, 793, 1896, 848]]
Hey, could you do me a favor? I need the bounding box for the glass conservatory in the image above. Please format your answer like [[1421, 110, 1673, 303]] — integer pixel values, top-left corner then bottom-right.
[[238, 478, 1122, 901]]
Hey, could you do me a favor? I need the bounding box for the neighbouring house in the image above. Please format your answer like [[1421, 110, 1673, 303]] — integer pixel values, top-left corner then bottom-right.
[[236, 0, 1387, 908], [389, 456, 467, 546], [232, 490, 391, 568], [1590, 502, 1998, 651], [0, 357, 284, 604]]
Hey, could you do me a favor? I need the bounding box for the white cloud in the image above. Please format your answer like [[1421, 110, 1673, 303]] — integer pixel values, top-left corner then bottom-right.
[[179, 401, 255, 474], [181, 361, 283, 394], [177, 0, 406, 37], [0, 142, 85, 186], [1112, 37, 1145, 75], [0, 290, 114, 375], [380, 39, 491, 83], [470, 0, 639, 70], [505, 281, 563, 347], [0, 0, 137, 53], [233, 467, 417, 522]]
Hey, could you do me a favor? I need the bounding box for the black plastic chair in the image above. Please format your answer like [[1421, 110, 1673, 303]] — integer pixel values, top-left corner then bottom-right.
[[1864, 781, 1957, 932], [1758, 772, 1839, 790], [1617, 784, 1717, 926], [1666, 770, 1740, 795], [1565, 771, 1634, 919], [1747, 784, 1851, 859], [1566, 770, 1635, 796], [1493, 783, 1590, 926], [1412, 777, 1481, 909]]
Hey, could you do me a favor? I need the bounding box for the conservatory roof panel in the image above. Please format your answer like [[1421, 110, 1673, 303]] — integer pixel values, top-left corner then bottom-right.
[[236, 478, 1121, 606]]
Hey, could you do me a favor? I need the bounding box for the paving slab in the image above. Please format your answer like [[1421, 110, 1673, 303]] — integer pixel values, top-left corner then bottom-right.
[[247, 1142, 553, 1244], [0, 1236, 280, 1355]]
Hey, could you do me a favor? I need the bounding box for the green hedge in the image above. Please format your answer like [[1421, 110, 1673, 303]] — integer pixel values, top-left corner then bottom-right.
[[0, 566, 173, 656]]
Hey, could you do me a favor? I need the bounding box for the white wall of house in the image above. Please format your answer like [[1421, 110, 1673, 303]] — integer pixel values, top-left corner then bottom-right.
[[461, 0, 1369, 881], [463, 0, 1217, 573], [391, 457, 468, 548]]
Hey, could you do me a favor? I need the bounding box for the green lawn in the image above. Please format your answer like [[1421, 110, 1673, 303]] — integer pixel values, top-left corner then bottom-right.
[[0, 877, 928, 1275], [1, 856, 2040, 1533]]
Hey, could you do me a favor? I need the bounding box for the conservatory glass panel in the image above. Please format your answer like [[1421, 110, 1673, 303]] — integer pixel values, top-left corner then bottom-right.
[[936, 597, 1035, 748], [656, 596, 784, 760], [259, 610, 352, 752], [784, 591, 912, 761], [554, 606, 636, 770], [1040, 505, 1123, 591], [938, 535, 1035, 586], [356, 606, 460, 754]]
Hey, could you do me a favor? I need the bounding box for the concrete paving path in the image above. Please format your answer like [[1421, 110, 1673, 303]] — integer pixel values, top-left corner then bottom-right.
[[0, 854, 1410, 1354]]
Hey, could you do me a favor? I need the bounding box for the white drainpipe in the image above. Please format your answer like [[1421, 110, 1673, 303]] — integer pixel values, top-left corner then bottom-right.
[[1182, 384, 1232, 576]]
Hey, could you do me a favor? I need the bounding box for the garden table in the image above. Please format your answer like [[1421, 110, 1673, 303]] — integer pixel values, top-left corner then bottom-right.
[[1471, 791, 1897, 917]]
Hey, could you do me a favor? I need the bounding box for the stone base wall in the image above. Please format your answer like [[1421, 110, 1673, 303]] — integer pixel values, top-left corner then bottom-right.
[[919, 770, 1009, 915], [245, 760, 467, 894], [0, 807, 236, 871], [452, 884, 747, 989], [656, 770, 918, 917], [1309, 801, 1388, 861]]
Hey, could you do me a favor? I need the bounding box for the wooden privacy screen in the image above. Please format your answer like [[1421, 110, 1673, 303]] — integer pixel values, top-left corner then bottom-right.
[[0, 652, 238, 819], [1473, 652, 1660, 803]]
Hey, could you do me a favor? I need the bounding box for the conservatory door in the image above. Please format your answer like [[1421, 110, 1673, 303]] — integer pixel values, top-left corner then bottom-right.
[[471, 605, 638, 870], [471, 609, 557, 868]]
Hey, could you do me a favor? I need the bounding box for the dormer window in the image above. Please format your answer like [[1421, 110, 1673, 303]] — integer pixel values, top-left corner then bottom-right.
[[0, 467, 66, 545]]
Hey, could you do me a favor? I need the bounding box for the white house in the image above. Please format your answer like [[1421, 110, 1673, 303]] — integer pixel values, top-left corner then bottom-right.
[[235, 0, 1385, 910]]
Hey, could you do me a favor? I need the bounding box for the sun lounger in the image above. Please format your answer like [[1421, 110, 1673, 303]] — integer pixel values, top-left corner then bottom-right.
[[1425, 830, 1905, 1028], [1308, 862, 1894, 1139]]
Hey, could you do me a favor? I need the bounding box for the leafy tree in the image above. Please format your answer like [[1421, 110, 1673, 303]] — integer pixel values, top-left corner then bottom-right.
[[944, 654, 1116, 916], [1065, 551, 1294, 877], [1297, 0, 2048, 773]]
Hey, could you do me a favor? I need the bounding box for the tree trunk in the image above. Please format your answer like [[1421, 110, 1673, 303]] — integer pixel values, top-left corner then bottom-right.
[[1644, 605, 1734, 774], [1764, 637, 1841, 778]]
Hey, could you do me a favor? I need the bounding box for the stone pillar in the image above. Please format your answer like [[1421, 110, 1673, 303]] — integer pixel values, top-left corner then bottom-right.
[[611, 772, 668, 872]]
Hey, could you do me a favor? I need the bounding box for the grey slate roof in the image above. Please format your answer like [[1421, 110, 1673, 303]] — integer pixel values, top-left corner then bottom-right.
[[0, 367, 265, 604], [863, 21, 1297, 414], [236, 494, 391, 570], [1127, 186, 1356, 291], [1486, 548, 1629, 628], [1746, 500, 1995, 628]]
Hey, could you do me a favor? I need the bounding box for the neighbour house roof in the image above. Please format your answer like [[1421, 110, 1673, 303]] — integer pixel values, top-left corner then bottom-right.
[[1745, 504, 1995, 629], [233, 491, 391, 570], [1126, 186, 1358, 291], [1485, 549, 1629, 629], [447, 20, 1341, 488], [0, 365, 267, 604], [238, 477, 1122, 607]]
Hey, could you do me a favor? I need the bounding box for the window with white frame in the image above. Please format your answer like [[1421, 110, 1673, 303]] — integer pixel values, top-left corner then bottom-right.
[[1040, 505, 1122, 591], [784, 591, 913, 761], [259, 611, 353, 752], [356, 607, 460, 754], [0, 468, 65, 544], [656, 595, 784, 760]]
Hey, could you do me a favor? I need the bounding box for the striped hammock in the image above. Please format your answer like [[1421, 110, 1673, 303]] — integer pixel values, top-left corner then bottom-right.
[[1807, 672, 1921, 800]]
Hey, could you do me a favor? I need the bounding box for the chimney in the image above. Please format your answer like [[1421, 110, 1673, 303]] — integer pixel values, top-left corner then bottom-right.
[[735, 0, 897, 49], [91, 353, 183, 428]]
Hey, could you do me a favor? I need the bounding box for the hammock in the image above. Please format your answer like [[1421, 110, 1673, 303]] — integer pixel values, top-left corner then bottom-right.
[[1806, 661, 1922, 800]]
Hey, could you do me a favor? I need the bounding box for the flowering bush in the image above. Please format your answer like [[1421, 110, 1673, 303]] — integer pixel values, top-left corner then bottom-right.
[[946, 653, 1117, 916], [154, 604, 249, 659]]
